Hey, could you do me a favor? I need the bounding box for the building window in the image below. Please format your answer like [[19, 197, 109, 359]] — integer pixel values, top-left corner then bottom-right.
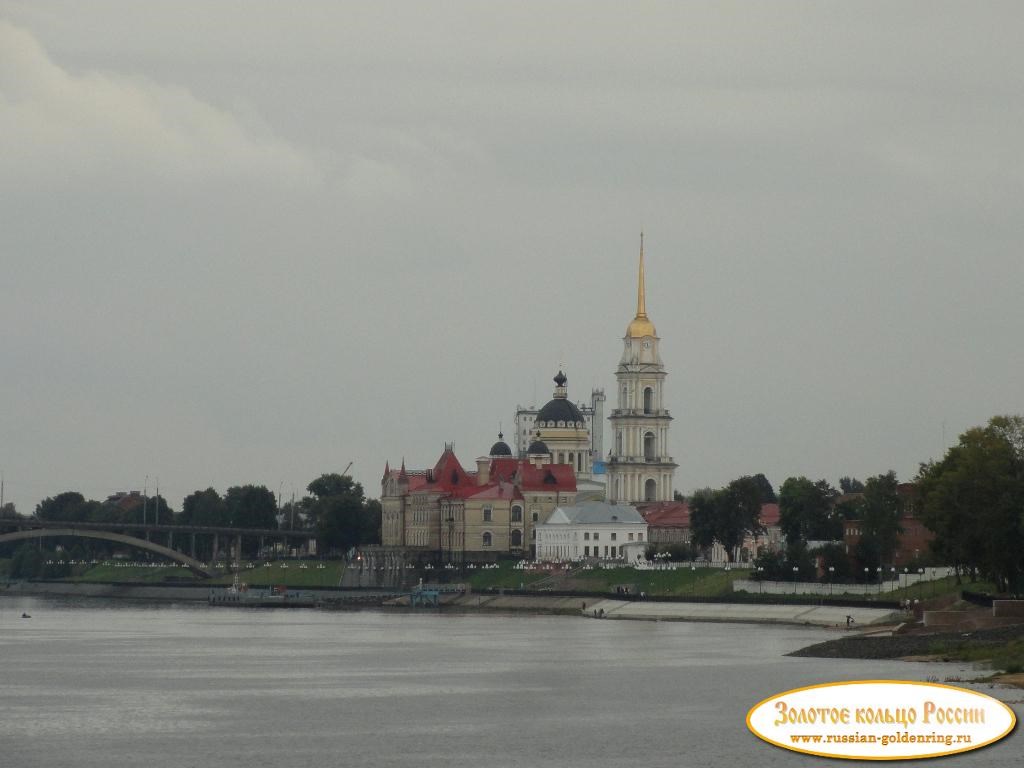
[[644, 432, 655, 461], [584, 532, 590, 541], [593, 532, 599, 541], [482, 532, 492, 547], [628, 533, 634, 541], [511, 505, 522, 522], [511, 529, 522, 547], [611, 533, 617, 541], [638, 533, 643, 542], [584, 546, 590, 557], [483, 506, 492, 522], [645, 478, 657, 501], [643, 387, 653, 414]]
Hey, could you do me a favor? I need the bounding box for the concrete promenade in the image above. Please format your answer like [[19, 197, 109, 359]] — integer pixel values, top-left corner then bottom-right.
[[447, 594, 897, 627]]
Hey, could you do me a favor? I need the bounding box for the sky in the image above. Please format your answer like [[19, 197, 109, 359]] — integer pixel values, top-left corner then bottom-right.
[[1, 2, 1022, 514]]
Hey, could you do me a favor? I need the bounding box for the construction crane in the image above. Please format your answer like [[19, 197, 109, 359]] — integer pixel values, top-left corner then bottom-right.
[[342, 461, 353, 477]]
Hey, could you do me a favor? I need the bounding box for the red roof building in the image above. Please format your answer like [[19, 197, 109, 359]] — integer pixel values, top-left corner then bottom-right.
[[381, 444, 577, 560]]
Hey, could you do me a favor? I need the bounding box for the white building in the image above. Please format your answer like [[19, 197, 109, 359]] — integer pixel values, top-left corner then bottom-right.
[[607, 235, 677, 503], [535, 501, 648, 561]]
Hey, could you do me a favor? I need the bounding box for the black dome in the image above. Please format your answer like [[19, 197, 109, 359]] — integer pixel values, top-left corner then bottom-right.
[[489, 432, 512, 456], [535, 398, 585, 427], [528, 439, 550, 454]]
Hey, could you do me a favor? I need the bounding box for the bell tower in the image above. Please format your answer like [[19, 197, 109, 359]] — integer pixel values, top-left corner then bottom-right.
[[607, 234, 677, 503]]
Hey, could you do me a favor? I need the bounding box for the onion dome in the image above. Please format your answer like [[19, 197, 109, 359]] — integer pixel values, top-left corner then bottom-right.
[[527, 430, 550, 455], [489, 432, 512, 456], [535, 370, 585, 427]]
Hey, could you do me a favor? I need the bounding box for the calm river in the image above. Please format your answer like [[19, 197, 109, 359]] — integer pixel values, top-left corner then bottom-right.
[[0, 597, 1020, 767]]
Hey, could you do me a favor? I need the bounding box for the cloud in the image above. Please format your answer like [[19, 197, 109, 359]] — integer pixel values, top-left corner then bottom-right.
[[0, 20, 318, 191]]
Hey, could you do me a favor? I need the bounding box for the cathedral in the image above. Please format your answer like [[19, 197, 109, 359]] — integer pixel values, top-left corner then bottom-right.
[[380, 236, 676, 559]]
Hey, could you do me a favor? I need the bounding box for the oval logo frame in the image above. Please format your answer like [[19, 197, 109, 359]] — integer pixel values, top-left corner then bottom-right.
[[747, 680, 1016, 760]]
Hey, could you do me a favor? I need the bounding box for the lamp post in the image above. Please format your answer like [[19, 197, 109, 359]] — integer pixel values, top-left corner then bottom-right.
[[792, 565, 799, 595], [919, 567, 926, 599], [828, 565, 835, 596], [757, 565, 765, 595], [876, 566, 883, 595]]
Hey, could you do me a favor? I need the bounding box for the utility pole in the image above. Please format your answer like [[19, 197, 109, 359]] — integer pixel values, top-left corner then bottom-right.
[[143, 475, 149, 525]]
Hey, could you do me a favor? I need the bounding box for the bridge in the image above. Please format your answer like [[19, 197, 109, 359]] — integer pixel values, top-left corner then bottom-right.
[[0, 519, 315, 579]]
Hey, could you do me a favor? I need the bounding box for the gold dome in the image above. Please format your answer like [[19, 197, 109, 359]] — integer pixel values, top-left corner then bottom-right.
[[627, 315, 656, 338], [626, 233, 656, 338]]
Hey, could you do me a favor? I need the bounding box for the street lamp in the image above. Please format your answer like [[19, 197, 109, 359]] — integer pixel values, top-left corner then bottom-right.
[[792, 565, 799, 595], [756, 566, 765, 595], [876, 566, 883, 595], [828, 565, 835, 596]]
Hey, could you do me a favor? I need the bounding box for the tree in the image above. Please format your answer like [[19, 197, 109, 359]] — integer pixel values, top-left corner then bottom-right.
[[224, 485, 278, 529], [858, 471, 903, 567], [35, 492, 87, 522], [778, 477, 839, 544], [306, 473, 380, 554], [688, 477, 765, 562], [839, 477, 865, 494], [751, 473, 777, 503], [918, 417, 1024, 592], [0, 502, 19, 519], [180, 488, 225, 527]]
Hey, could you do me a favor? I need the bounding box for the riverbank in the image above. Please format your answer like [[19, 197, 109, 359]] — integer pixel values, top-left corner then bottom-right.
[[790, 622, 1024, 687], [3, 580, 899, 626]]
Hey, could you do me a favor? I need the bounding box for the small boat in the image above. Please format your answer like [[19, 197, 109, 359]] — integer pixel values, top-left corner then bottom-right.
[[21, 613, 31, 618]]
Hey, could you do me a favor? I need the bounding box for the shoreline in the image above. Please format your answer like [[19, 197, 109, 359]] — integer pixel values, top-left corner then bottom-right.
[[2, 580, 898, 627]]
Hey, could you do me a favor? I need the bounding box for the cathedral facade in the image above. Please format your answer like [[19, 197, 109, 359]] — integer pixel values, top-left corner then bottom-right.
[[607, 236, 677, 503]]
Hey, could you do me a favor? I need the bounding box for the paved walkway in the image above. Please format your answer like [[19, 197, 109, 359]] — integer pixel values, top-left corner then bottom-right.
[[449, 594, 897, 627], [586, 599, 896, 627]]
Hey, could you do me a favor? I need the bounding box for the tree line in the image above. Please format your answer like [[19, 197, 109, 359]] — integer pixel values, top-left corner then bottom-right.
[[1, 472, 382, 572], [671, 415, 1024, 593]]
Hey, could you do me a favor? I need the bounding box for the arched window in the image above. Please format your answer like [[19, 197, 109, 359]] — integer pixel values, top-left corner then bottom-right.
[[511, 505, 523, 523], [644, 431, 656, 461], [644, 479, 657, 501], [511, 529, 522, 547], [482, 531, 492, 548], [643, 387, 653, 414], [616, 431, 623, 455]]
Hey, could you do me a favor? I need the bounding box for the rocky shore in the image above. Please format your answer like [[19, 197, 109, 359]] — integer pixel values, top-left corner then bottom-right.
[[790, 623, 1024, 660]]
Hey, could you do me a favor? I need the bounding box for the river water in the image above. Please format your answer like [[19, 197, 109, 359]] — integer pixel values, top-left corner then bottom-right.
[[0, 596, 1020, 767]]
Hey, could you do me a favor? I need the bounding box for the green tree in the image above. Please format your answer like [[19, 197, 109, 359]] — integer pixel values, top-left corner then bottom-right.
[[750, 473, 777, 503], [778, 477, 839, 544], [858, 471, 903, 567], [306, 473, 380, 554], [224, 485, 278, 529], [688, 477, 764, 562], [918, 417, 1024, 592], [180, 488, 226, 526], [839, 477, 865, 494], [0, 502, 19, 519], [35, 492, 87, 522]]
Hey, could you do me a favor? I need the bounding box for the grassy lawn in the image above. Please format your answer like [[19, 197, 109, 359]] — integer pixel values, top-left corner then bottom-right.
[[565, 566, 746, 597], [0, 557, 10, 579], [59, 560, 346, 588], [926, 638, 1024, 674], [207, 561, 346, 588], [468, 562, 748, 597], [70, 563, 200, 583], [467, 561, 548, 590]]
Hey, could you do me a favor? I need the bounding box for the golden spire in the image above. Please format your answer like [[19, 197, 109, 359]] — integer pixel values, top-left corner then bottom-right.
[[637, 231, 647, 318], [627, 232, 656, 338]]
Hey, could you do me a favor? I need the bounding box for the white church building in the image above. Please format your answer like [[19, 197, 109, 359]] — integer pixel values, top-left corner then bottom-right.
[[535, 501, 648, 561]]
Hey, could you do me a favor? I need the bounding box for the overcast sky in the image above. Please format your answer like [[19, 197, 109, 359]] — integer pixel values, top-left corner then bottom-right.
[[2, 2, 1022, 513]]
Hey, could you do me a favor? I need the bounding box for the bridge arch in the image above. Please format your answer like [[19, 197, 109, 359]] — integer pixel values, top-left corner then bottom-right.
[[0, 529, 215, 577]]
